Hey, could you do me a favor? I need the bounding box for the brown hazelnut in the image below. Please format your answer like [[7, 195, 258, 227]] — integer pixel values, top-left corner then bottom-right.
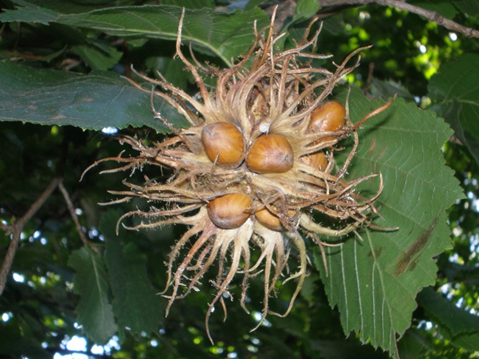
[[308, 101, 346, 142], [207, 193, 253, 229], [255, 207, 283, 231], [246, 134, 294, 174], [255, 206, 295, 231], [301, 151, 328, 171], [202, 122, 245, 167]]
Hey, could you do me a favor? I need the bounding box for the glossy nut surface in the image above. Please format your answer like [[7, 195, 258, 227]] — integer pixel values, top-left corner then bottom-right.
[[308, 101, 346, 142], [246, 134, 294, 174], [255, 207, 283, 231], [207, 193, 253, 229], [301, 152, 328, 171], [201, 122, 245, 166]]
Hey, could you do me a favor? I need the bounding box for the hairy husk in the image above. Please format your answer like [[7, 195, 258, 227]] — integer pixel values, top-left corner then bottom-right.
[[84, 9, 393, 342]]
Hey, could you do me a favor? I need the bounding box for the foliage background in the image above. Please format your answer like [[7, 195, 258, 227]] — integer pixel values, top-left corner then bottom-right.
[[1, 0, 479, 358]]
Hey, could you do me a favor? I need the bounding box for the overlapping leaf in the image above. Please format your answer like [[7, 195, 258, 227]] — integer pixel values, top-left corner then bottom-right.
[[408, 0, 459, 18], [69, 247, 117, 344], [293, 0, 320, 23], [58, 6, 269, 65], [0, 2, 271, 66], [4, 0, 136, 15], [453, 0, 479, 18], [417, 287, 479, 351], [315, 88, 463, 358], [0, 0, 59, 25], [0, 62, 188, 131], [102, 211, 164, 338], [429, 53, 479, 165]]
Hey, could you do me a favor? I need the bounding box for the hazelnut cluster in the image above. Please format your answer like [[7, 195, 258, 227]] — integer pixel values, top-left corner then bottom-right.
[[86, 10, 391, 341]]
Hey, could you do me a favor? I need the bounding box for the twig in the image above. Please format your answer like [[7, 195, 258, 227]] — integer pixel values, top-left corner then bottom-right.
[[0, 222, 13, 232], [363, 62, 375, 95], [351, 94, 396, 131], [318, 0, 479, 38], [0, 177, 61, 296], [58, 182, 91, 247]]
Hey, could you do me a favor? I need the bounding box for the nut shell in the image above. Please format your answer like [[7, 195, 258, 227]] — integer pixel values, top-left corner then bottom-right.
[[255, 207, 283, 231], [246, 134, 294, 174], [207, 193, 253, 229], [308, 101, 346, 142], [202, 122, 245, 167], [301, 152, 328, 171]]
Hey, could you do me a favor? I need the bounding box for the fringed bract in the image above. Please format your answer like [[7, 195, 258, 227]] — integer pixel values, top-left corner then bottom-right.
[[84, 8, 394, 343]]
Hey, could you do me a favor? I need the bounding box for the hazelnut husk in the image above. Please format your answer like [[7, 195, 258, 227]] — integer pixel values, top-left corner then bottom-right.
[[85, 9, 394, 344]]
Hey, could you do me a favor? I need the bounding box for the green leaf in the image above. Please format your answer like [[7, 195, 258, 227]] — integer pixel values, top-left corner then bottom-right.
[[300, 275, 319, 307], [73, 40, 123, 71], [17, 0, 137, 14], [157, 0, 215, 9], [58, 5, 269, 66], [453, 0, 479, 18], [245, 0, 269, 11], [68, 247, 118, 344], [102, 211, 164, 336], [418, 287, 479, 336], [445, 330, 479, 352], [0, 0, 60, 25], [417, 287, 479, 351], [146, 56, 192, 90], [429, 53, 479, 165], [316, 88, 463, 358], [310, 338, 389, 359], [293, 0, 321, 23], [369, 78, 415, 101], [0, 61, 188, 131], [408, 0, 459, 18], [397, 328, 431, 359], [0, 320, 50, 359]]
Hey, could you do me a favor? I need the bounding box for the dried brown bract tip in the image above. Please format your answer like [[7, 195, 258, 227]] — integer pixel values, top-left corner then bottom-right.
[[83, 7, 394, 343]]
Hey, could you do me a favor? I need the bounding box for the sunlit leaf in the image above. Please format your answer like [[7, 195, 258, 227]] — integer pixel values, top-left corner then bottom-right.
[[316, 88, 463, 358], [293, 0, 320, 23]]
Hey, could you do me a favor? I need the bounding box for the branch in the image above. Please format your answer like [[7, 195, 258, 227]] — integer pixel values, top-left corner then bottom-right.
[[0, 177, 61, 296], [318, 0, 479, 38], [58, 182, 91, 247]]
